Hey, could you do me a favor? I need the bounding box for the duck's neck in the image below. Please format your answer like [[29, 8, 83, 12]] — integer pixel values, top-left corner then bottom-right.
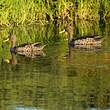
[[11, 53, 17, 64], [68, 31, 74, 43], [66, 21, 76, 43], [11, 40, 16, 48]]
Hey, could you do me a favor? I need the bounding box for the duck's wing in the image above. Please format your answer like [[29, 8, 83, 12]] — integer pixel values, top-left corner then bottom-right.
[[17, 43, 30, 48], [17, 42, 44, 47], [32, 43, 46, 50], [94, 36, 104, 40], [75, 35, 100, 40], [31, 42, 41, 47]]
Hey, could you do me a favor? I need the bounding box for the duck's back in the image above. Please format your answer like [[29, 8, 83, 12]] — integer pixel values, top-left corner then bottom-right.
[[16, 43, 43, 51], [72, 35, 104, 45]]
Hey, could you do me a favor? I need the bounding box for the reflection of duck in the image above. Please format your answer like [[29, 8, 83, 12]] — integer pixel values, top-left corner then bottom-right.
[[4, 34, 46, 56], [4, 53, 17, 65], [72, 44, 102, 50], [62, 21, 104, 47]]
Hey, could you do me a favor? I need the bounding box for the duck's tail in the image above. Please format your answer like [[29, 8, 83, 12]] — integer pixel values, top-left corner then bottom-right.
[[94, 36, 104, 39], [36, 44, 46, 51], [41, 45, 46, 49], [94, 36, 105, 44], [32, 43, 46, 49]]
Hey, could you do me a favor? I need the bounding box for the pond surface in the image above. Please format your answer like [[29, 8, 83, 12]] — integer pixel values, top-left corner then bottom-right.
[[0, 20, 110, 110]]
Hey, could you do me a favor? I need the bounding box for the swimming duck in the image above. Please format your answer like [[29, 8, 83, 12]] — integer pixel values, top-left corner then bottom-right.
[[4, 34, 46, 55], [62, 21, 104, 47]]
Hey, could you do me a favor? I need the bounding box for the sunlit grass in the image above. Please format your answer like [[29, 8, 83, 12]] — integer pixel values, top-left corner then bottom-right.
[[0, 0, 110, 27]]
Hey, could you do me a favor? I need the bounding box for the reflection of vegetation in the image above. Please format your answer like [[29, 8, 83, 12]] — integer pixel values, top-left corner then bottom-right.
[[0, 45, 110, 110]]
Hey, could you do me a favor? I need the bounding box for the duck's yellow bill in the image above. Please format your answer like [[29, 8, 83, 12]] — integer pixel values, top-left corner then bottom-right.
[[3, 38, 9, 43], [59, 30, 65, 34]]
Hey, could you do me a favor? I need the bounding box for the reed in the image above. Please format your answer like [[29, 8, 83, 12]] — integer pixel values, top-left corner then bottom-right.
[[0, 0, 110, 27]]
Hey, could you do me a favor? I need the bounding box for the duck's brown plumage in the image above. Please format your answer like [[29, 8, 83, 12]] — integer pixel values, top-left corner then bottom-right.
[[9, 35, 46, 55], [65, 21, 104, 46]]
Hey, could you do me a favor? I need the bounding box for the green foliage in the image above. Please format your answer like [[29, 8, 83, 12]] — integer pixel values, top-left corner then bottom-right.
[[0, 0, 110, 26]]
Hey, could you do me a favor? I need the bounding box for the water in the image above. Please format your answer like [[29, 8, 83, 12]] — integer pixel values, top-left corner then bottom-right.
[[0, 20, 110, 110]]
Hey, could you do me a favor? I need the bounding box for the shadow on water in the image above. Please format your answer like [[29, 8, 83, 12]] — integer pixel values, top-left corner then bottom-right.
[[0, 20, 110, 110]]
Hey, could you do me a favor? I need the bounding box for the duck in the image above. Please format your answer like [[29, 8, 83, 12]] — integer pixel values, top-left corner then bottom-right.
[[4, 34, 46, 56], [62, 21, 104, 47]]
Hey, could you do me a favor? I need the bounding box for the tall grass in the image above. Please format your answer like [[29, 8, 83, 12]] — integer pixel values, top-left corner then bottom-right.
[[78, 0, 100, 20], [0, 0, 110, 26]]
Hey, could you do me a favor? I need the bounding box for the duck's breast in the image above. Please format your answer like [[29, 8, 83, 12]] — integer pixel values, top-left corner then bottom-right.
[[10, 47, 16, 53]]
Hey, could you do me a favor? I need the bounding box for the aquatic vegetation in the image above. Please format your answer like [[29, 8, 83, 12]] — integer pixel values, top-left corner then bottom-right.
[[0, 0, 110, 27]]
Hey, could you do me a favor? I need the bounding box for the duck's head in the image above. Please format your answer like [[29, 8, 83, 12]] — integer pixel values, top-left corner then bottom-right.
[[65, 22, 73, 34], [9, 34, 16, 42], [60, 22, 74, 39]]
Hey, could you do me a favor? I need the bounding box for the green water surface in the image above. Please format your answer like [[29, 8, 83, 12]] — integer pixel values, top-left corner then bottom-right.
[[0, 20, 110, 110]]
